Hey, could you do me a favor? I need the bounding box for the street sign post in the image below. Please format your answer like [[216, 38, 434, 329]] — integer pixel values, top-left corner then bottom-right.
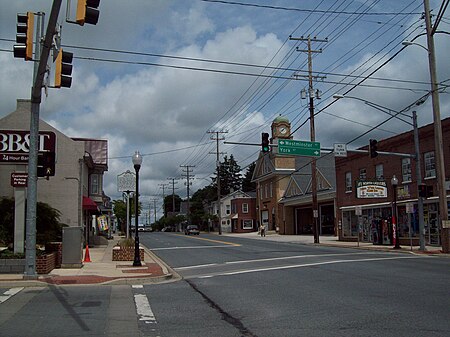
[[278, 139, 321, 157]]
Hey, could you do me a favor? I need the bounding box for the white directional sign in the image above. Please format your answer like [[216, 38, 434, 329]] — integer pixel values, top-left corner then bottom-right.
[[334, 143, 347, 157]]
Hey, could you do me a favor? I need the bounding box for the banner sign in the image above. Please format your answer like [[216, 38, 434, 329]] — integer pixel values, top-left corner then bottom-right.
[[1, 130, 56, 164], [356, 180, 387, 198]]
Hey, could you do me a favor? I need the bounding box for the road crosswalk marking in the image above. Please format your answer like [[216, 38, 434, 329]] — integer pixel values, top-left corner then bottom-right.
[[0, 287, 24, 304]]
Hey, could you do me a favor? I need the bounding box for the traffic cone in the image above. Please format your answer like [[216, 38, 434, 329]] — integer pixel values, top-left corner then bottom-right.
[[84, 245, 91, 263]]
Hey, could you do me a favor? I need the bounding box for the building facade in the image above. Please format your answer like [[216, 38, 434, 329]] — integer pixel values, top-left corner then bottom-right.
[[252, 116, 337, 235], [0, 99, 109, 247], [335, 118, 450, 246]]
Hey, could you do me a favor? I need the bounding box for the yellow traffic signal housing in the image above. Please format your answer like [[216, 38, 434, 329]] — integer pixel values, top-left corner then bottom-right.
[[13, 12, 34, 61], [76, 0, 100, 26], [55, 49, 73, 88]]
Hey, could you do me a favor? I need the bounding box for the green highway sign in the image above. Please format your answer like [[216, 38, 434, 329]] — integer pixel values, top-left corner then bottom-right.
[[278, 139, 321, 157]]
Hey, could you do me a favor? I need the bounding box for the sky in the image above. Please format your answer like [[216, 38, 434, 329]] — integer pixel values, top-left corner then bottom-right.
[[1, 0, 449, 219]]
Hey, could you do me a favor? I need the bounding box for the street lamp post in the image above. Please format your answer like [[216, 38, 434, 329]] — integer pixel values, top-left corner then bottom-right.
[[333, 94, 425, 250], [401, 0, 449, 253], [132, 151, 143, 267], [391, 175, 400, 249]]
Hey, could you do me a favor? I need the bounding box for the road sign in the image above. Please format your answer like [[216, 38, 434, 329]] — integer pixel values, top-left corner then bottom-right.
[[278, 139, 320, 157], [117, 170, 136, 192], [334, 143, 347, 157]]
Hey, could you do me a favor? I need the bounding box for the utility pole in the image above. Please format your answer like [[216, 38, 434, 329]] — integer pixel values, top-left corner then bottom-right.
[[208, 130, 228, 235], [180, 165, 195, 223], [149, 199, 158, 224], [167, 178, 178, 216], [25, 0, 62, 278], [158, 183, 168, 217], [290, 35, 327, 244], [423, 0, 449, 252]]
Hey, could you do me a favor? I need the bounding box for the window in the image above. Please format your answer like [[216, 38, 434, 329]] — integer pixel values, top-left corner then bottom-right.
[[376, 164, 383, 180], [270, 182, 273, 198], [265, 184, 268, 198], [226, 204, 231, 215], [90, 174, 100, 195], [242, 203, 249, 213], [424, 151, 436, 178], [242, 219, 253, 229], [359, 168, 366, 180], [231, 203, 237, 214], [402, 158, 412, 182], [345, 172, 352, 192]]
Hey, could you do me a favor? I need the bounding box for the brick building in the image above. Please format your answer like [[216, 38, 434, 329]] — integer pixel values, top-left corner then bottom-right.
[[335, 117, 450, 246]]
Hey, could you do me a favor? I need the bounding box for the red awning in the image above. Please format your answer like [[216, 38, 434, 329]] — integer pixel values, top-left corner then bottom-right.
[[83, 196, 99, 211]]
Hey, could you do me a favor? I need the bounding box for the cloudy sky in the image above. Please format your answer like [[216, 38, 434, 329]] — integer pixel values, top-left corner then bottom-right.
[[1, 0, 449, 217]]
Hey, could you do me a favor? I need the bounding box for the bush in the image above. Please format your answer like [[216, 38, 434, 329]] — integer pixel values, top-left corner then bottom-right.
[[0, 197, 63, 247], [118, 238, 134, 248]]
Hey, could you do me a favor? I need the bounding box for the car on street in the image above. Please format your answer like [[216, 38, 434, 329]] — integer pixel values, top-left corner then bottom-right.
[[184, 225, 200, 235]]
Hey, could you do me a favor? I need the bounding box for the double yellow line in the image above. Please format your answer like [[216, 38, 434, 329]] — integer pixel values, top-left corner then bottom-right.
[[185, 235, 241, 247]]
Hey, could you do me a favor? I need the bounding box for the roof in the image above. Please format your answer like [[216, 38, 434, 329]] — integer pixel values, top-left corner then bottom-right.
[[273, 115, 290, 124]]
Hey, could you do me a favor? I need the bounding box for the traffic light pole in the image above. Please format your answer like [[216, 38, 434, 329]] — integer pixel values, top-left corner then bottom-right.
[[24, 0, 62, 278]]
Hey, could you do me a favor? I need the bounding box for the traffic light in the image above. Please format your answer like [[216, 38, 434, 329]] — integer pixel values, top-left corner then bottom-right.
[[418, 184, 433, 198], [37, 152, 56, 178], [418, 184, 427, 198], [55, 49, 73, 88], [261, 133, 270, 153], [13, 12, 34, 60], [76, 0, 100, 26], [369, 139, 378, 158]]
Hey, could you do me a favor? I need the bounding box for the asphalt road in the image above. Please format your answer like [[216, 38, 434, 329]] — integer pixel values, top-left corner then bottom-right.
[[1, 232, 449, 337]]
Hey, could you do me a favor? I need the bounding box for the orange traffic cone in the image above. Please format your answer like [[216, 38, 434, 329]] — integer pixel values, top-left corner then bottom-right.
[[84, 245, 91, 263]]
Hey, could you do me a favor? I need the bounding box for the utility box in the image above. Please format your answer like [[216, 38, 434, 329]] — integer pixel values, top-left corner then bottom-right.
[[61, 226, 83, 268]]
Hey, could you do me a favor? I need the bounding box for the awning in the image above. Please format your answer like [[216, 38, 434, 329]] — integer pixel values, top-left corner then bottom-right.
[[83, 196, 99, 211]]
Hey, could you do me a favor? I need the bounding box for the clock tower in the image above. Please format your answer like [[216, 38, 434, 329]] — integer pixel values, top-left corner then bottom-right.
[[271, 115, 292, 140]]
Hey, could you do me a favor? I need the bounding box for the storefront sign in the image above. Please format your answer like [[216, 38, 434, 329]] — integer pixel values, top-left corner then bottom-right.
[[0, 130, 56, 164], [11, 172, 28, 187], [356, 180, 387, 198]]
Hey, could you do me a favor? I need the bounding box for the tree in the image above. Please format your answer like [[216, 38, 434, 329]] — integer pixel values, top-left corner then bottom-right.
[[242, 161, 256, 192], [113, 196, 142, 233], [212, 154, 242, 196], [164, 194, 182, 216]]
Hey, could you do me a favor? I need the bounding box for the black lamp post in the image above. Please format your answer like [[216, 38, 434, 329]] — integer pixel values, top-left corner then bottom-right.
[[391, 175, 400, 249], [132, 151, 143, 266]]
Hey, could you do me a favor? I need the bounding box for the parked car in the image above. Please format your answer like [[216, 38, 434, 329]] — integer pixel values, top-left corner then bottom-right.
[[185, 225, 200, 235]]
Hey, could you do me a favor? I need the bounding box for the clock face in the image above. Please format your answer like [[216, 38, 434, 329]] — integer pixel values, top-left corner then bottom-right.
[[279, 126, 288, 134]]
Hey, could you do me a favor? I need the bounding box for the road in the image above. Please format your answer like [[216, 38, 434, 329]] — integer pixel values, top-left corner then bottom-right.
[[1, 232, 449, 337]]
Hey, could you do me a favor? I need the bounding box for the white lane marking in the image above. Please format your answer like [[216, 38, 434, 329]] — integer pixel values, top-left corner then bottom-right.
[[225, 252, 374, 265], [175, 263, 219, 271], [0, 287, 24, 304], [176, 252, 374, 271], [195, 256, 426, 279], [132, 285, 143, 289], [134, 293, 157, 324], [152, 245, 235, 251]]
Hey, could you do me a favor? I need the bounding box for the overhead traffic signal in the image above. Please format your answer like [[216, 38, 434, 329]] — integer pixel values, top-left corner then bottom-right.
[[13, 12, 34, 60], [418, 184, 433, 198], [262, 133, 270, 153], [76, 0, 100, 26], [369, 139, 378, 158], [55, 49, 73, 88], [37, 152, 56, 178]]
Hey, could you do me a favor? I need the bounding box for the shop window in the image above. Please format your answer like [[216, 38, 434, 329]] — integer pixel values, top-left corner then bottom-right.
[[242, 203, 249, 213], [402, 158, 412, 182], [345, 171, 352, 192], [376, 164, 383, 180], [424, 151, 436, 178], [242, 219, 253, 229], [359, 168, 366, 180]]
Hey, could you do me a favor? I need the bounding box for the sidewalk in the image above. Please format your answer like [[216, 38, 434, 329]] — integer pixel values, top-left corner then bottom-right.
[[220, 231, 447, 256], [0, 236, 174, 287]]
